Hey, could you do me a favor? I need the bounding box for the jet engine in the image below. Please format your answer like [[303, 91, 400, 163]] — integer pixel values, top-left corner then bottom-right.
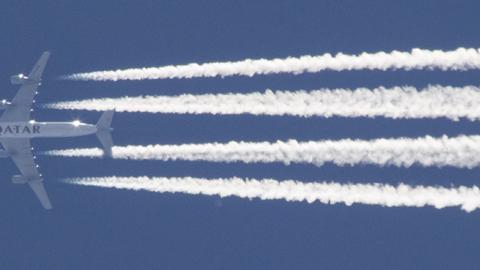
[[10, 73, 30, 85], [11, 175, 28, 184], [0, 100, 11, 110]]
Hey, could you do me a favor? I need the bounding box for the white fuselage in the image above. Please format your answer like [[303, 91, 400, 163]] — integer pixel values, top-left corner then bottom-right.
[[0, 121, 97, 138]]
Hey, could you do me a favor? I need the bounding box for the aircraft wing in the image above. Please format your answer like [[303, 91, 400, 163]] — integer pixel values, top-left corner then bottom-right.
[[28, 181, 52, 210], [0, 51, 50, 122], [1, 138, 52, 209]]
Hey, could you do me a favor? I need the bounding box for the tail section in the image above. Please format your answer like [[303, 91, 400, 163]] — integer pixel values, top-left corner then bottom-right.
[[96, 110, 114, 157], [96, 110, 114, 131]]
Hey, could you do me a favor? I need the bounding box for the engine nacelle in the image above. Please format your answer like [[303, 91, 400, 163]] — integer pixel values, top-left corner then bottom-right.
[[10, 73, 30, 85], [12, 175, 28, 184], [0, 100, 11, 110]]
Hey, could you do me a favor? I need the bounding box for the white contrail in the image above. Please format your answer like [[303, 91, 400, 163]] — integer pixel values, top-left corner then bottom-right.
[[63, 176, 480, 212], [44, 85, 480, 120], [44, 135, 480, 168], [62, 48, 480, 81]]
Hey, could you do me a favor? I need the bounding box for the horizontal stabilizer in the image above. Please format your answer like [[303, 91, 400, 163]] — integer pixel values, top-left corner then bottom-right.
[[96, 131, 113, 157], [96, 110, 114, 131], [96, 110, 114, 157]]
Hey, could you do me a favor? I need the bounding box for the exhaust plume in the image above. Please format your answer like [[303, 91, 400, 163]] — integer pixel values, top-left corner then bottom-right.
[[64, 176, 480, 212], [44, 85, 480, 120], [62, 48, 480, 81], [44, 135, 480, 168]]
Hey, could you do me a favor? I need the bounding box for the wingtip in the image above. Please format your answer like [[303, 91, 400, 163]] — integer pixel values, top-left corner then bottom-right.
[[40, 51, 51, 60]]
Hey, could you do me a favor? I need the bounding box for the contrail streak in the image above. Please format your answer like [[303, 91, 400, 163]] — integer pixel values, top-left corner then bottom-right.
[[44, 135, 480, 168], [44, 85, 480, 120], [63, 176, 480, 212], [62, 48, 480, 81]]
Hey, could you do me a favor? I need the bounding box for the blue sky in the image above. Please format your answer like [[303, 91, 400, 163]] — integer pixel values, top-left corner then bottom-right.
[[1, 1, 480, 269]]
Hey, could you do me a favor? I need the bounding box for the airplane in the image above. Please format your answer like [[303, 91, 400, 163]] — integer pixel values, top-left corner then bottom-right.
[[0, 52, 114, 210]]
